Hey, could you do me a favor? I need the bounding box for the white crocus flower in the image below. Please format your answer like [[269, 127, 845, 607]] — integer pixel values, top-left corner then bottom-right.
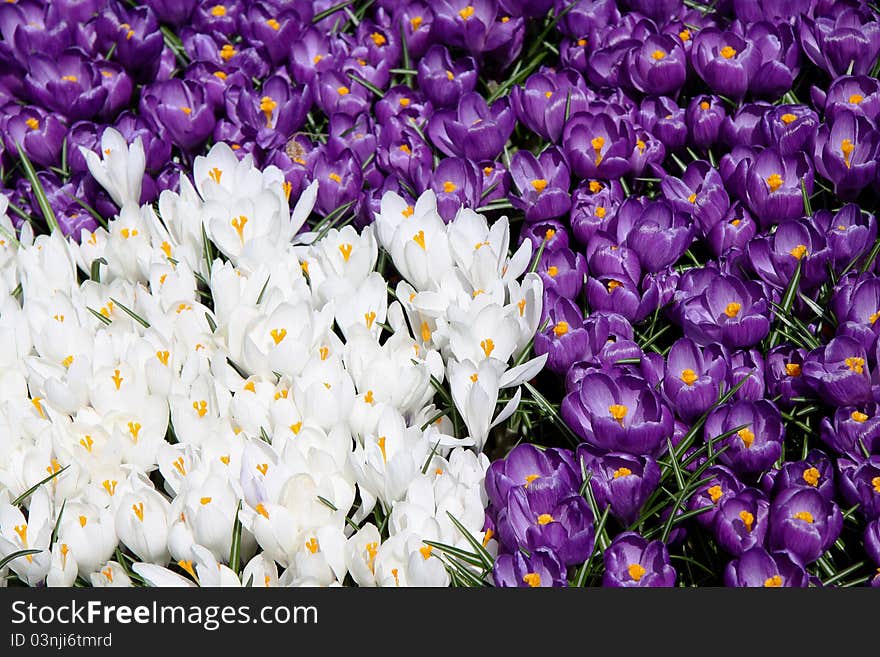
[[81, 128, 145, 209], [0, 488, 53, 586], [114, 478, 171, 564], [46, 541, 78, 587], [56, 501, 117, 577], [89, 561, 132, 587]]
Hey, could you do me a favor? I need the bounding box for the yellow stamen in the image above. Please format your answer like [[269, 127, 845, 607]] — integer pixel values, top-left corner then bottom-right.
[[480, 338, 495, 358], [680, 369, 698, 385], [220, 44, 236, 61], [364, 311, 376, 328], [780, 113, 797, 124], [652, 50, 666, 60], [402, 205, 414, 217], [320, 346, 330, 360], [377, 436, 387, 462], [852, 410, 869, 422], [255, 503, 269, 519], [522, 572, 541, 587], [688, 193, 697, 203], [628, 564, 646, 582], [595, 206, 607, 218], [459, 6, 475, 19], [872, 476, 880, 494], [259, 96, 277, 127], [849, 94, 864, 105], [193, 400, 208, 417], [764, 575, 782, 587], [61, 74, 78, 82], [738, 427, 755, 449], [483, 528, 495, 546], [613, 467, 632, 479], [337, 86, 350, 96], [371, 32, 386, 46], [79, 435, 93, 452], [209, 167, 222, 183], [609, 404, 628, 425], [531, 178, 548, 193], [803, 467, 820, 487], [156, 350, 170, 365], [537, 513, 554, 525], [411, 16, 423, 30], [589, 180, 603, 193], [231, 215, 248, 241], [707, 485, 723, 503], [111, 369, 124, 390], [270, 328, 287, 344], [679, 29, 690, 41], [846, 356, 865, 373], [413, 230, 426, 249], [338, 243, 353, 262], [591, 135, 605, 165], [132, 502, 144, 522], [553, 321, 569, 337], [172, 457, 186, 476], [266, 18, 280, 30], [793, 511, 813, 523], [443, 180, 457, 193], [785, 363, 801, 377], [419, 545, 433, 560], [306, 537, 319, 554], [25, 117, 39, 130], [724, 302, 741, 318], [739, 510, 754, 532], [700, 100, 710, 110], [128, 421, 141, 443], [256, 463, 268, 475], [720, 45, 736, 59], [841, 138, 854, 169], [421, 321, 431, 343], [62, 354, 74, 369], [766, 173, 783, 192]]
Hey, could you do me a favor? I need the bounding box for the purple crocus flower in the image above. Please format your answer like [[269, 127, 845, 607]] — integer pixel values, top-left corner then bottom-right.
[[624, 33, 687, 96], [239, 2, 312, 66], [663, 338, 728, 422], [416, 45, 477, 109], [484, 443, 580, 511], [143, 0, 198, 26], [555, 0, 620, 39], [519, 220, 569, 253], [509, 147, 571, 222], [741, 21, 800, 100], [686, 95, 726, 149], [24, 48, 108, 121], [578, 311, 642, 371], [728, 348, 766, 402], [493, 547, 568, 588], [714, 487, 770, 556], [765, 345, 810, 406], [511, 68, 589, 143], [431, 0, 524, 58], [140, 79, 216, 152], [814, 110, 880, 200], [706, 203, 758, 258], [311, 146, 364, 217], [760, 105, 819, 158], [428, 93, 514, 163], [94, 6, 164, 84], [191, 0, 242, 36], [314, 69, 372, 118], [816, 204, 877, 273], [723, 547, 809, 587], [798, 7, 880, 78], [602, 532, 676, 587], [769, 486, 843, 564], [688, 465, 746, 529], [831, 274, 880, 354], [537, 247, 586, 300], [535, 293, 589, 374], [819, 403, 880, 460], [2, 106, 67, 168], [802, 336, 873, 407], [570, 179, 624, 245], [771, 450, 836, 501], [822, 75, 880, 125], [429, 157, 483, 222], [377, 121, 432, 192], [581, 450, 661, 526], [720, 102, 772, 149], [496, 485, 595, 566], [289, 27, 334, 84], [563, 112, 634, 180], [692, 29, 760, 100], [673, 270, 771, 349], [838, 456, 880, 520], [561, 370, 674, 457], [747, 218, 831, 291], [638, 96, 688, 153], [745, 148, 813, 227], [661, 160, 730, 237], [622, 199, 694, 273], [705, 399, 784, 477]]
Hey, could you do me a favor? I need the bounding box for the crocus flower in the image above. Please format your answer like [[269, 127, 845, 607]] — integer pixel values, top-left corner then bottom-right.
[[692, 29, 760, 100], [663, 338, 728, 422], [714, 488, 770, 556], [720, 102, 771, 150], [768, 486, 843, 564], [581, 450, 661, 526], [144, 0, 198, 26], [509, 147, 571, 222], [705, 399, 784, 477], [746, 218, 830, 291], [830, 274, 880, 353], [798, 7, 880, 78], [623, 199, 694, 273], [24, 48, 108, 121], [837, 456, 880, 520], [764, 345, 810, 406], [416, 45, 477, 109], [745, 148, 813, 227], [511, 68, 589, 143], [661, 161, 730, 236], [771, 450, 836, 502], [673, 270, 771, 349], [686, 95, 726, 149], [819, 403, 880, 460], [94, 5, 164, 84], [741, 21, 800, 99], [140, 79, 216, 152], [802, 336, 873, 407], [816, 204, 877, 273], [431, 0, 524, 58], [688, 465, 746, 529], [429, 157, 483, 222], [562, 370, 674, 457], [428, 92, 515, 163], [563, 112, 634, 180], [624, 34, 687, 96], [484, 443, 580, 511], [822, 75, 880, 125], [312, 147, 364, 217], [760, 104, 819, 158], [602, 532, 676, 587], [496, 485, 595, 566], [814, 110, 880, 200], [493, 547, 568, 588], [638, 96, 687, 152], [315, 69, 372, 118], [537, 247, 586, 300], [2, 106, 67, 168], [570, 179, 625, 245], [723, 547, 809, 587]]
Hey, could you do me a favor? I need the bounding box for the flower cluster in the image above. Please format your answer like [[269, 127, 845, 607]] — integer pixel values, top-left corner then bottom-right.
[[1, 0, 880, 588], [0, 136, 544, 587]]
